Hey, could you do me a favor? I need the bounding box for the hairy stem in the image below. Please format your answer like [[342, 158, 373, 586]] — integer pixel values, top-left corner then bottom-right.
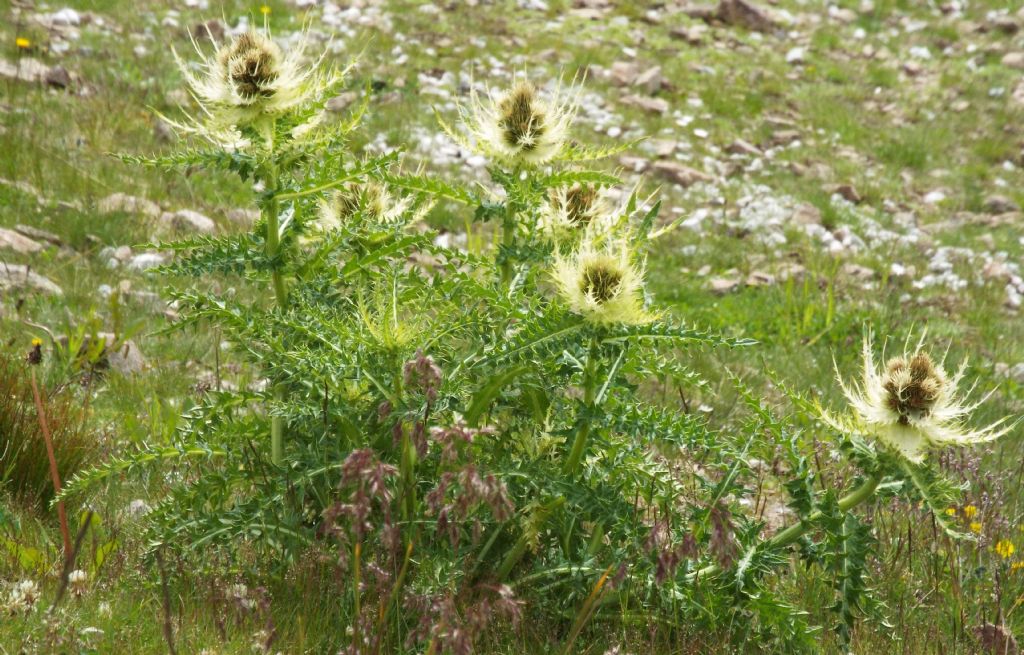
[[264, 163, 288, 466], [563, 337, 601, 477], [498, 168, 521, 286]]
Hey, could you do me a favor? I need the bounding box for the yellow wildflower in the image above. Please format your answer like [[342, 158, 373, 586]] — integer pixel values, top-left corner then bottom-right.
[[1012, 561, 1024, 572], [16, 37, 31, 49], [995, 540, 1016, 559], [963, 505, 978, 519], [944, 507, 956, 517], [260, 5, 271, 15], [31, 337, 43, 347], [970, 522, 982, 534]]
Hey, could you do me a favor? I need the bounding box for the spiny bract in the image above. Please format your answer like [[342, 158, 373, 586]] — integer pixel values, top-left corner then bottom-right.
[[537, 183, 610, 241]]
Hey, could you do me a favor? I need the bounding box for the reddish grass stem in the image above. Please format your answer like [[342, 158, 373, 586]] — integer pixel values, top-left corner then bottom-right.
[[29, 370, 72, 566]]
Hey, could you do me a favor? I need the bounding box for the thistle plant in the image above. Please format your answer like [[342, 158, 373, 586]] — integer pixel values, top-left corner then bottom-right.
[[164, 25, 351, 466], [58, 36, 1019, 650]]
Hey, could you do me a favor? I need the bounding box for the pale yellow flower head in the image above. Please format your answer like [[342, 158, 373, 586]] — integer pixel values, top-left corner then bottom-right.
[[312, 180, 424, 234], [820, 335, 1014, 463], [170, 28, 340, 144], [552, 238, 654, 325], [537, 183, 610, 241], [454, 76, 579, 167]]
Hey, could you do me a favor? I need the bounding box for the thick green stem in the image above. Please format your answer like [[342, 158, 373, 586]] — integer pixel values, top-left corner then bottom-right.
[[400, 425, 417, 520], [769, 473, 882, 550], [563, 337, 601, 477], [499, 212, 515, 285], [690, 473, 883, 582], [264, 164, 288, 466], [498, 168, 521, 286]]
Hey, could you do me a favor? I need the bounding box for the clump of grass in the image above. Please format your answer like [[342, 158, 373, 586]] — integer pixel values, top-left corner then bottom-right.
[[0, 353, 92, 509]]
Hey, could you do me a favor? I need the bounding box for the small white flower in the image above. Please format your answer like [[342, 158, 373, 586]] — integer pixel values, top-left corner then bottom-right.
[[251, 628, 272, 653], [552, 238, 654, 325], [230, 583, 256, 610], [128, 499, 151, 517], [451, 76, 579, 167], [7, 579, 40, 613], [98, 601, 112, 618], [68, 569, 88, 597], [820, 335, 1014, 462]]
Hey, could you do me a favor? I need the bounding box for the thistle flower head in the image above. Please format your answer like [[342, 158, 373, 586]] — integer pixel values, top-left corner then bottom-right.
[[552, 239, 653, 325], [170, 28, 341, 144], [217, 32, 281, 101], [311, 180, 423, 234], [454, 76, 579, 167], [537, 183, 610, 241], [820, 335, 1014, 463]]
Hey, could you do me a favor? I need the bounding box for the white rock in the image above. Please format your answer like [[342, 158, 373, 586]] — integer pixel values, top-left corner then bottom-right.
[[0, 262, 63, 295], [98, 193, 161, 218], [0, 228, 43, 254], [165, 209, 216, 234], [128, 253, 167, 271], [51, 8, 82, 26]]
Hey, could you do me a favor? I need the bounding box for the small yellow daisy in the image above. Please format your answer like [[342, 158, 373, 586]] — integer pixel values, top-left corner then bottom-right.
[[970, 521, 982, 534], [963, 505, 978, 519], [995, 540, 1016, 559], [944, 507, 957, 517], [16, 37, 31, 49], [31, 337, 43, 347], [260, 5, 271, 15]]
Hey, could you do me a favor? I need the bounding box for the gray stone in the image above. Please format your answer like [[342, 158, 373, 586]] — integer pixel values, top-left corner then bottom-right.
[[165, 209, 216, 234], [0, 57, 50, 83], [726, 139, 761, 156], [983, 194, 1020, 214], [620, 94, 669, 114], [0, 262, 62, 295], [14, 224, 62, 246], [708, 276, 741, 294], [716, 0, 777, 32], [326, 91, 358, 113], [0, 228, 43, 254], [98, 193, 161, 219], [792, 204, 822, 225], [1002, 52, 1024, 69], [652, 161, 712, 187]]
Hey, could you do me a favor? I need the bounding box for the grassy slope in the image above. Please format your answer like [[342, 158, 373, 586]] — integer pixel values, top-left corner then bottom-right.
[[1, 0, 1023, 652]]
